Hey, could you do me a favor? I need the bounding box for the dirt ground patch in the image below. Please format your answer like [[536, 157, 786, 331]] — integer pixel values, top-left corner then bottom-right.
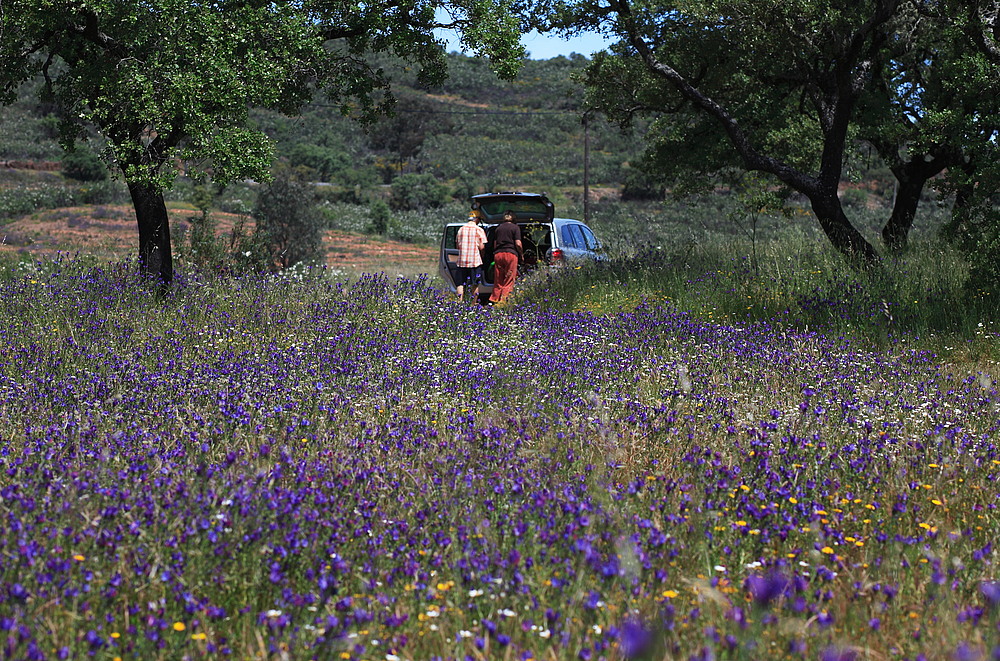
[[1, 205, 439, 278]]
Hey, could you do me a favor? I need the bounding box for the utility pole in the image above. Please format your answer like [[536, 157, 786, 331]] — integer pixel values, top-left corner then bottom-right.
[[583, 111, 591, 224]]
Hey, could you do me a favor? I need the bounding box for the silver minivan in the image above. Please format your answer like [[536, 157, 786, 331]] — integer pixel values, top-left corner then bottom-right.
[[439, 192, 603, 297]]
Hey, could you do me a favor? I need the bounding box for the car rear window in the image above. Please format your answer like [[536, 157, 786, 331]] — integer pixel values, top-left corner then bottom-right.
[[478, 198, 549, 218]]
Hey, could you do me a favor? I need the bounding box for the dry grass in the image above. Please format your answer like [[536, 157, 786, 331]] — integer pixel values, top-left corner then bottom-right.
[[1, 204, 440, 280]]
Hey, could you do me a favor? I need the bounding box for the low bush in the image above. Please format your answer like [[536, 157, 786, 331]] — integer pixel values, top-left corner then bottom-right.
[[0, 185, 77, 220], [61, 147, 108, 182], [389, 172, 449, 211]]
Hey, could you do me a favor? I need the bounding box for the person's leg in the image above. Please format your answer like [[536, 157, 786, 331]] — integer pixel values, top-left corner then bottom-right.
[[490, 252, 517, 303], [471, 265, 482, 303], [456, 266, 471, 301], [500, 253, 517, 301], [487, 263, 503, 303], [488, 256, 504, 302]]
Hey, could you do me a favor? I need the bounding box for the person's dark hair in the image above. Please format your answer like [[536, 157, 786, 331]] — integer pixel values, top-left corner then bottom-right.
[[503, 210, 515, 221]]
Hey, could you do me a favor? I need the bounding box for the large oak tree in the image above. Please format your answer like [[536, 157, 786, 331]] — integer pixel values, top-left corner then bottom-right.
[[0, 0, 525, 283], [550, 0, 1000, 262]]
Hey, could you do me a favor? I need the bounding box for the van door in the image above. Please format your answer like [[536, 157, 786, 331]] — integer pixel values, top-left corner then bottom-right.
[[439, 224, 463, 291]]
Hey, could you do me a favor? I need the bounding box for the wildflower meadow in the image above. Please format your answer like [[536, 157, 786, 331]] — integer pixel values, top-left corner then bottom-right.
[[1, 251, 999, 661]]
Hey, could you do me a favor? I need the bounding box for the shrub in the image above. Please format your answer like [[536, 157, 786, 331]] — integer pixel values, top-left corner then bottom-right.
[[61, 147, 108, 182], [389, 172, 448, 211], [620, 167, 665, 201], [960, 209, 1000, 298], [840, 187, 868, 209], [253, 164, 324, 270], [0, 185, 76, 219], [77, 180, 128, 205], [367, 198, 392, 235], [285, 143, 351, 182], [216, 182, 256, 215]]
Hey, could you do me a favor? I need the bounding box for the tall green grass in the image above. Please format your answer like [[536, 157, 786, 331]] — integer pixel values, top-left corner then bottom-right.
[[518, 233, 999, 363]]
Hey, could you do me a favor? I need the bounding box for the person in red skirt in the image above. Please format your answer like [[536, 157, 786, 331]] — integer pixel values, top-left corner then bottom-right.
[[488, 210, 522, 306]]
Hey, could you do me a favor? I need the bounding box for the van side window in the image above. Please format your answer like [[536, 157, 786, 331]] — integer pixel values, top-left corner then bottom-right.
[[444, 226, 459, 250], [560, 225, 579, 248], [580, 225, 599, 250]]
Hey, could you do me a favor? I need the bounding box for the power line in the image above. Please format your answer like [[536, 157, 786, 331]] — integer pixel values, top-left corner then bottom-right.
[[306, 104, 581, 116]]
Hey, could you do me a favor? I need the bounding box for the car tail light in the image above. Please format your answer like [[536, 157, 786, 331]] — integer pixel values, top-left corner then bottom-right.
[[548, 248, 563, 262]]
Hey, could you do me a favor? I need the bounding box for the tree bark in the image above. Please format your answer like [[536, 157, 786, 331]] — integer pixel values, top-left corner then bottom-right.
[[878, 154, 949, 252], [127, 180, 174, 284], [809, 192, 882, 264], [881, 176, 924, 252]]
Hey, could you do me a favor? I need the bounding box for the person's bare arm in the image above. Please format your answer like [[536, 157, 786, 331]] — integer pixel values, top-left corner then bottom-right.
[[515, 239, 523, 258]]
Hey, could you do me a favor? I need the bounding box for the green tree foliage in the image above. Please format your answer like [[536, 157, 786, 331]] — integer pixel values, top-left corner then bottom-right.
[[390, 172, 449, 210], [253, 165, 324, 271], [367, 93, 454, 175], [0, 0, 526, 284], [285, 144, 352, 183], [959, 209, 1000, 297], [368, 198, 394, 235], [854, 0, 1000, 251], [550, 0, 1000, 263], [60, 147, 107, 182]]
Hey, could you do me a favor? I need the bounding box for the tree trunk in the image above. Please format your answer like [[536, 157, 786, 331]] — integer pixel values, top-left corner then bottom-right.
[[809, 192, 881, 265], [881, 176, 924, 252], [879, 156, 949, 252], [128, 180, 174, 284]]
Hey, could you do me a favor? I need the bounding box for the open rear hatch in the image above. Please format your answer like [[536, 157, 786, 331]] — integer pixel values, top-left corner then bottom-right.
[[471, 192, 554, 223]]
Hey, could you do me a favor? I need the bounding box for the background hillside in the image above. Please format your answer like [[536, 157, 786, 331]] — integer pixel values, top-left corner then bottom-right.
[[260, 53, 641, 192], [0, 53, 638, 188], [0, 51, 949, 266]]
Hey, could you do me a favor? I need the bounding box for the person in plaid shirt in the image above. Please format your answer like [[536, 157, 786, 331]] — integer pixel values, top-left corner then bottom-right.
[[456, 211, 487, 303]]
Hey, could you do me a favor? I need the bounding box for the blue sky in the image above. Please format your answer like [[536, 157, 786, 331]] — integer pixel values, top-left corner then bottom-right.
[[518, 30, 614, 60], [435, 27, 614, 60]]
